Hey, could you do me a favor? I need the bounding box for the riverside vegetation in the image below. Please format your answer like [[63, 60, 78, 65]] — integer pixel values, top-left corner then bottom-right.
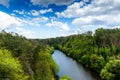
[[0, 28, 120, 80], [42, 28, 120, 80]]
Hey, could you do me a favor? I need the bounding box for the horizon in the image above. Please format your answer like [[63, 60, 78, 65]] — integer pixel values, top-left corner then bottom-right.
[[0, 0, 120, 39]]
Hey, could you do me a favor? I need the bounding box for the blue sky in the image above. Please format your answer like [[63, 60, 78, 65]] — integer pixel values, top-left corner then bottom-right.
[[0, 0, 120, 39]]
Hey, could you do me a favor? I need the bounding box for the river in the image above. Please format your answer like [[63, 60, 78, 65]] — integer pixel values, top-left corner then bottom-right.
[[52, 50, 100, 80]]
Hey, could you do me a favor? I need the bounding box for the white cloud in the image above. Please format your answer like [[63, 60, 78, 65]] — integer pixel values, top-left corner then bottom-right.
[[40, 8, 53, 14], [72, 14, 120, 27], [30, 10, 40, 16], [29, 8, 53, 16], [56, 2, 85, 18], [56, 0, 120, 33], [72, 14, 120, 34], [31, 17, 48, 26], [0, 0, 9, 7], [15, 27, 35, 39], [0, 11, 49, 38], [18, 17, 49, 27], [13, 8, 53, 16], [71, 29, 82, 35], [13, 10, 25, 15], [0, 11, 48, 29], [30, 0, 74, 7], [46, 21, 70, 31], [13, 10, 39, 16], [0, 11, 37, 38], [56, 0, 120, 18], [32, 17, 48, 23], [0, 11, 22, 29]]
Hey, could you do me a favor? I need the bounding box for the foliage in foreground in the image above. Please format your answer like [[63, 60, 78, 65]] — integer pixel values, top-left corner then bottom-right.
[[0, 49, 29, 80], [0, 31, 58, 80]]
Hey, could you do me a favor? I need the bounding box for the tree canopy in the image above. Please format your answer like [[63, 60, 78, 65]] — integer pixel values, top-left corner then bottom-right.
[[0, 49, 29, 80], [44, 28, 120, 80]]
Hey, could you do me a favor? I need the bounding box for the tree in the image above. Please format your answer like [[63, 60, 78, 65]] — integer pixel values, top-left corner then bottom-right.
[[90, 54, 105, 72], [60, 75, 72, 80], [81, 54, 90, 67], [100, 60, 120, 80], [0, 49, 29, 80], [33, 47, 59, 80]]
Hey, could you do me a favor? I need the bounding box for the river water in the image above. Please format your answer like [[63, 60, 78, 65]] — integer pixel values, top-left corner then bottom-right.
[[52, 50, 100, 80]]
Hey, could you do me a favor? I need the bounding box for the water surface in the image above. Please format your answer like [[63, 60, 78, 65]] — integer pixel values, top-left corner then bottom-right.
[[52, 50, 100, 80]]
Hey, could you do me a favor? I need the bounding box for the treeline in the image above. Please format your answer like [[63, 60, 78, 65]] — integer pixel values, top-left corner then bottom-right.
[[0, 30, 58, 80], [44, 28, 120, 80]]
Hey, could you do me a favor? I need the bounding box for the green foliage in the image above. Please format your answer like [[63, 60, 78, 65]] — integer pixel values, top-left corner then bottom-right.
[[90, 54, 105, 72], [81, 54, 90, 67], [0, 28, 120, 80], [60, 75, 72, 80], [33, 46, 59, 80], [100, 60, 120, 80], [45, 28, 120, 79], [0, 49, 29, 80], [0, 31, 58, 80]]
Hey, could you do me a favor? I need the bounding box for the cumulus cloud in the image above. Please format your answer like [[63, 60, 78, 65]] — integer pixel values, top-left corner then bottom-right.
[[13, 10, 25, 15], [15, 27, 35, 38], [0, 11, 35, 38], [18, 17, 49, 27], [0, 11, 49, 38], [30, 0, 74, 7], [31, 17, 48, 26], [56, 0, 120, 33], [30, 10, 40, 16], [56, 0, 120, 18], [39, 8, 53, 14], [30, 8, 53, 16], [56, 1, 85, 18], [72, 14, 120, 27], [32, 17, 48, 23], [0, 0, 9, 7], [13, 8, 53, 16], [46, 21, 70, 31], [0, 11, 22, 29], [0, 11, 48, 38]]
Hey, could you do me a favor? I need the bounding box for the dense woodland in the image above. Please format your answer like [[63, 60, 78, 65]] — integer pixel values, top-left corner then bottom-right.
[[43, 28, 120, 80], [0, 28, 120, 80], [0, 30, 59, 80]]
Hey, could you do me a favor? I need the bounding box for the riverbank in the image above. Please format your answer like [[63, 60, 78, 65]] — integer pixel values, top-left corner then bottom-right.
[[52, 50, 101, 80]]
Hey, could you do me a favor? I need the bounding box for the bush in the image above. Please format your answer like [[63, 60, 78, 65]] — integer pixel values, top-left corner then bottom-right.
[[60, 75, 72, 80], [0, 49, 29, 80], [100, 60, 120, 80]]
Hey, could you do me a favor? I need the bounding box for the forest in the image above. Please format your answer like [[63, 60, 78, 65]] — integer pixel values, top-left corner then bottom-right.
[[0, 30, 58, 80], [43, 28, 120, 80], [0, 28, 120, 80]]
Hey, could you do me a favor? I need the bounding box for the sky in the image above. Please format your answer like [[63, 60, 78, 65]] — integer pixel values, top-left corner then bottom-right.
[[0, 0, 120, 39]]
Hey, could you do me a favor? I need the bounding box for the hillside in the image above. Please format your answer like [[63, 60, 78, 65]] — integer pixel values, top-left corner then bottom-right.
[[44, 28, 120, 80]]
